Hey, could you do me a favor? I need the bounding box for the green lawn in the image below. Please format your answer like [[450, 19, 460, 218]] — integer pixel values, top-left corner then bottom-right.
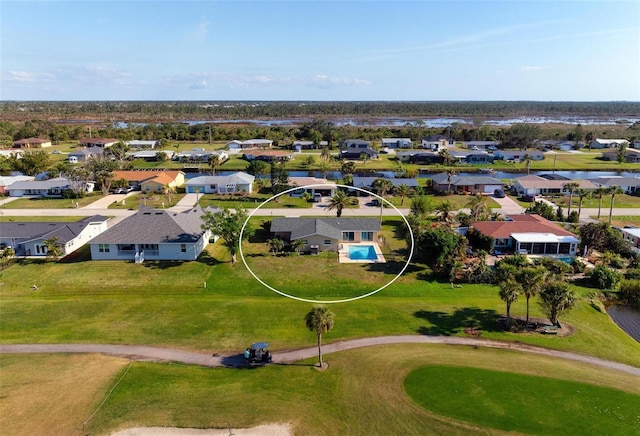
[[550, 193, 640, 209], [197, 191, 313, 209], [405, 365, 640, 435], [2, 193, 105, 209], [107, 192, 186, 209], [0, 215, 86, 222], [0, 240, 638, 366]]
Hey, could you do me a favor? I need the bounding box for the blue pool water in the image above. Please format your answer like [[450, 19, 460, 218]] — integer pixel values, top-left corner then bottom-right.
[[348, 245, 378, 260]]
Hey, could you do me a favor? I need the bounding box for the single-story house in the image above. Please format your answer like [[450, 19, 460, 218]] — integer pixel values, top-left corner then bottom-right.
[[0, 149, 24, 159], [12, 137, 52, 148], [420, 135, 454, 151], [174, 149, 228, 163], [0, 215, 109, 257], [7, 177, 72, 197], [470, 214, 579, 257], [79, 138, 118, 148], [89, 207, 216, 262], [396, 151, 443, 164], [243, 149, 294, 162], [292, 140, 327, 150], [227, 139, 273, 150], [381, 138, 413, 149], [0, 175, 34, 195], [288, 177, 337, 198], [633, 141, 640, 150], [601, 149, 640, 163], [111, 170, 186, 191], [430, 173, 504, 194], [128, 150, 176, 162], [185, 172, 255, 194], [620, 227, 640, 253], [493, 150, 544, 161], [587, 176, 640, 194], [270, 217, 381, 253], [340, 139, 371, 149], [590, 138, 629, 149], [513, 175, 595, 196], [340, 148, 378, 160], [68, 147, 105, 163], [125, 140, 159, 149]]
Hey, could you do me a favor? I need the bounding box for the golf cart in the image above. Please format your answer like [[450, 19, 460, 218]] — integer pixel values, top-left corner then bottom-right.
[[244, 342, 272, 364]]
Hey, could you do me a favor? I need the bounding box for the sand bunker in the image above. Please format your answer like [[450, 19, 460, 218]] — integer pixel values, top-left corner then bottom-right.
[[111, 423, 292, 436]]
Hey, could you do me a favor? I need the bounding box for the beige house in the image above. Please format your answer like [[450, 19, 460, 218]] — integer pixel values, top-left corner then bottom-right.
[[513, 175, 595, 196], [12, 137, 52, 148], [112, 170, 185, 191]]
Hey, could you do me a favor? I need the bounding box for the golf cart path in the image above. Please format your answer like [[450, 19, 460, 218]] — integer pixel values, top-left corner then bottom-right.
[[2, 336, 639, 376]]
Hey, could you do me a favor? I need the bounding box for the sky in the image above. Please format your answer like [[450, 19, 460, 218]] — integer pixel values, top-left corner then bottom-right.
[[1, 0, 639, 101]]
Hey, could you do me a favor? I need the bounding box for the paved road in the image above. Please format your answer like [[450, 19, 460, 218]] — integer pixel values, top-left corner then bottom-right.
[[1, 337, 638, 376]]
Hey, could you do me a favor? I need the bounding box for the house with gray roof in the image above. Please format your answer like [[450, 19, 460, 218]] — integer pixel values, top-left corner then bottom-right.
[[270, 217, 381, 253], [185, 172, 255, 194], [0, 215, 109, 257], [351, 176, 418, 193], [89, 207, 217, 262], [430, 173, 504, 194], [7, 177, 72, 197], [587, 176, 640, 194], [381, 138, 413, 149], [68, 147, 105, 163]]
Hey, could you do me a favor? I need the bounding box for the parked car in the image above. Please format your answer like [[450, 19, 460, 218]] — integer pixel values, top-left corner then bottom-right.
[[493, 189, 506, 198], [313, 193, 322, 203]]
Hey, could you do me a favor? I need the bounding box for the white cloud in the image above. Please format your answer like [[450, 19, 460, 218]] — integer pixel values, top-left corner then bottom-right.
[[520, 66, 544, 72], [4, 70, 55, 83], [166, 72, 371, 90]]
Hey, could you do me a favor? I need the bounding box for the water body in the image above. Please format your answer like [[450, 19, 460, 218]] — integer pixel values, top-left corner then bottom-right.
[[606, 305, 640, 343], [112, 115, 639, 129]]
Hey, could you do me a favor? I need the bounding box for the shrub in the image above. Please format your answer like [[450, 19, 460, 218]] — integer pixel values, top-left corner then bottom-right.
[[586, 265, 622, 290], [618, 280, 640, 309], [625, 268, 640, 280]]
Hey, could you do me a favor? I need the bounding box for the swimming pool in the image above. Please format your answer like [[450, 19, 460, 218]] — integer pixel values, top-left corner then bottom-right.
[[348, 245, 378, 260]]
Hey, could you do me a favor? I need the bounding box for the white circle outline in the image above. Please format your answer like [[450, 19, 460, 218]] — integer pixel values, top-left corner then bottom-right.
[[238, 184, 414, 304]]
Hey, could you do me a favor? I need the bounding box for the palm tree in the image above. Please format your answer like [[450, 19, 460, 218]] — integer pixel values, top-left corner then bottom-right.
[[521, 154, 532, 175], [395, 184, 411, 206], [304, 305, 335, 368], [499, 278, 522, 329], [371, 178, 393, 198], [466, 194, 489, 221], [44, 237, 63, 262], [592, 187, 606, 219], [266, 238, 284, 256], [435, 200, 454, 223], [562, 182, 580, 217], [575, 188, 591, 220], [517, 266, 546, 325], [208, 154, 221, 175], [327, 190, 350, 217], [290, 238, 306, 255], [1, 246, 15, 270], [445, 169, 455, 193], [321, 147, 331, 162], [439, 149, 453, 166], [607, 185, 624, 224], [163, 183, 176, 206]]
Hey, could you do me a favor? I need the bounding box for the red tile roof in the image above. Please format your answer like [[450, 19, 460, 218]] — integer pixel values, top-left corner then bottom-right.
[[112, 170, 183, 182], [470, 214, 576, 238]]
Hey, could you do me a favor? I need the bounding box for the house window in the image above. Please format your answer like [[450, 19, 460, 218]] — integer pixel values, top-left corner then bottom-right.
[[342, 231, 355, 241], [181, 244, 187, 253], [98, 244, 110, 253], [361, 232, 374, 241], [210, 184, 217, 189], [323, 239, 331, 245]]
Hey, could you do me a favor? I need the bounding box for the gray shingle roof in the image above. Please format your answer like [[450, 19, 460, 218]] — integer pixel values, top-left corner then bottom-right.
[[0, 215, 109, 244], [430, 173, 503, 186], [185, 172, 255, 186], [90, 207, 208, 244], [8, 177, 71, 190], [270, 217, 381, 240]]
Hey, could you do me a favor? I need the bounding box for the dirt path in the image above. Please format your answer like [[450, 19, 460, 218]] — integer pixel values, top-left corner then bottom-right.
[[1, 336, 639, 376]]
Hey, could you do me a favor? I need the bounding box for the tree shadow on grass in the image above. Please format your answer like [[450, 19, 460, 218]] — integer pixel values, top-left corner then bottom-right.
[[196, 250, 223, 266], [142, 260, 185, 270], [365, 261, 424, 275], [414, 307, 501, 336]]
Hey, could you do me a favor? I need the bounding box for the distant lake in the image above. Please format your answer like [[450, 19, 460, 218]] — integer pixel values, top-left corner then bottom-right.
[[112, 115, 639, 129]]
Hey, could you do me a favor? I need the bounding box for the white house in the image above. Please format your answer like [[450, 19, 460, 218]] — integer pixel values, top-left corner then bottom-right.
[[227, 139, 273, 150], [587, 176, 640, 194], [381, 138, 413, 149], [420, 135, 454, 151], [493, 150, 544, 161], [185, 172, 255, 194], [513, 175, 595, 196], [7, 177, 72, 197], [79, 138, 118, 148], [89, 207, 216, 262], [0, 175, 34, 195], [341, 139, 371, 149], [0, 215, 109, 257], [288, 177, 337, 198], [125, 140, 159, 149], [590, 138, 629, 149], [620, 227, 640, 253]]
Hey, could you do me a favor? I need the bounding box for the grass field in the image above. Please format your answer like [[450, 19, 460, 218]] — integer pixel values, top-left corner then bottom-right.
[[107, 192, 186, 209], [1, 193, 104, 209], [405, 365, 640, 435], [3, 345, 638, 435], [0, 215, 85, 222]]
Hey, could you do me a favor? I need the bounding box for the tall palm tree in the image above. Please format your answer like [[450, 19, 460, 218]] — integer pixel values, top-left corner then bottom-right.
[[44, 237, 63, 262], [517, 266, 546, 325], [575, 188, 591, 220], [208, 154, 220, 175], [592, 187, 606, 219], [266, 238, 284, 256], [499, 278, 522, 329], [521, 154, 532, 175], [395, 184, 411, 206], [466, 194, 489, 221], [305, 305, 335, 368], [562, 182, 580, 217], [1, 246, 15, 270], [435, 200, 454, 223], [290, 238, 306, 255], [607, 185, 624, 224], [327, 190, 350, 217], [445, 168, 455, 193]]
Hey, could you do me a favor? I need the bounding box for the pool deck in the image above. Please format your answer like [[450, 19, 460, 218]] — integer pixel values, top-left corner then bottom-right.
[[338, 242, 386, 264]]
